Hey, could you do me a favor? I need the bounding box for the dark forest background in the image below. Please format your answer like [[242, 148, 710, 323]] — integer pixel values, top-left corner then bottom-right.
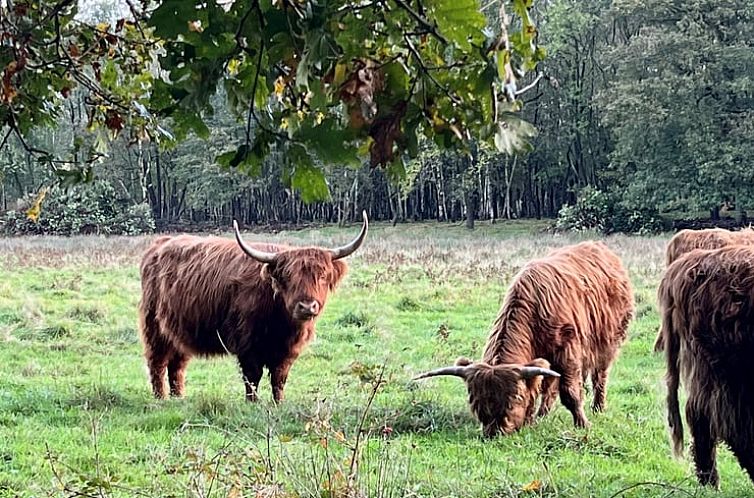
[[2, 0, 753, 233]]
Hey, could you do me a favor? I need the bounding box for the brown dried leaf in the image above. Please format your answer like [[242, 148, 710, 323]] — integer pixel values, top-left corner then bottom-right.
[[339, 60, 384, 127], [105, 110, 124, 132], [368, 101, 406, 167]]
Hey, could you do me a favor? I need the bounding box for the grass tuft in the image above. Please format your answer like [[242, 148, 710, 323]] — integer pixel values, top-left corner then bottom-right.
[[68, 305, 105, 323], [396, 295, 422, 311]]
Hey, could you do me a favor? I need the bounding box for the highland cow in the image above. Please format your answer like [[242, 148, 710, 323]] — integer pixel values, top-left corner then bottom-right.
[[654, 227, 754, 352], [657, 246, 754, 488], [138, 212, 368, 403], [665, 227, 754, 266], [415, 241, 634, 436]]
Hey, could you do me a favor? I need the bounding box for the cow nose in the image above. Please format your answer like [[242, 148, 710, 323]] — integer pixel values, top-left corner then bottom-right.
[[296, 300, 320, 317]]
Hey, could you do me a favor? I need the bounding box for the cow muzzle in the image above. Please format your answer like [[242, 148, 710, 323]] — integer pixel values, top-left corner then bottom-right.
[[294, 300, 320, 320]]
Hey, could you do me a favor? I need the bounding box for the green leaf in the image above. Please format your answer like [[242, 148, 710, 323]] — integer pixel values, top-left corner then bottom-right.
[[494, 114, 537, 155], [289, 148, 331, 203], [149, 0, 202, 38], [296, 119, 360, 166], [170, 108, 210, 140], [431, 0, 486, 51]]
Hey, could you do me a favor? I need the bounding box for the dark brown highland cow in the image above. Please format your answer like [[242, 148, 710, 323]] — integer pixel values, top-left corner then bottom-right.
[[657, 246, 754, 488], [138, 212, 368, 403], [416, 241, 634, 436], [654, 227, 754, 352]]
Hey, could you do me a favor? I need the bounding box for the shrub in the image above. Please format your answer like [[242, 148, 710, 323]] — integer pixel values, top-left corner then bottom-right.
[[0, 181, 155, 236], [556, 186, 665, 235]]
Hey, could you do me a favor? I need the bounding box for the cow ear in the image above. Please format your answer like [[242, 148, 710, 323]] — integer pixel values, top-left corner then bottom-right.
[[329, 260, 348, 290], [260, 263, 271, 281], [527, 358, 552, 371]]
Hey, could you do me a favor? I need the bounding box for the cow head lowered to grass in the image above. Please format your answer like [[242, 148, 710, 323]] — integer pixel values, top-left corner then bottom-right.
[[415, 241, 634, 437], [138, 212, 368, 404], [414, 357, 560, 437]]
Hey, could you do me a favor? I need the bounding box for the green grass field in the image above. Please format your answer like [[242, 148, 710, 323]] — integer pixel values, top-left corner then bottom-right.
[[0, 221, 750, 497]]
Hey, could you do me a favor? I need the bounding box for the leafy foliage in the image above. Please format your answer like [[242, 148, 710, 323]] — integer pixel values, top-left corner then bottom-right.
[[0, 0, 161, 182], [1, 0, 545, 203], [1, 181, 155, 235], [556, 187, 664, 235]]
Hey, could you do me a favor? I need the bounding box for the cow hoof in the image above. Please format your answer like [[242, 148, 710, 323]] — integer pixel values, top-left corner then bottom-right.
[[575, 418, 591, 429]]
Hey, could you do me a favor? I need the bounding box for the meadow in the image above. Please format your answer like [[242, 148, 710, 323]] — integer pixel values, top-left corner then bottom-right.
[[0, 221, 750, 497]]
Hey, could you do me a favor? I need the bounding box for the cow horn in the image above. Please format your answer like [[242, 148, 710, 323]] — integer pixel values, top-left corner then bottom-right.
[[412, 366, 470, 380], [518, 366, 561, 380], [233, 220, 277, 264], [330, 210, 369, 260]]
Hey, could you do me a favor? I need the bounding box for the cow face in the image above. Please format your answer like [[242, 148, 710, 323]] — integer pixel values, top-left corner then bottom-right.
[[262, 251, 347, 322], [414, 357, 560, 437], [233, 212, 368, 323]]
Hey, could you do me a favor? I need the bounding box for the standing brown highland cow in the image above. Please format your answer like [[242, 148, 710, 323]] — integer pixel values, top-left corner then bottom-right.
[[138, 212, 368, 403], [415, 241, 634, 436], [657, 245, 754, 488], [654, 227, 754, 352]]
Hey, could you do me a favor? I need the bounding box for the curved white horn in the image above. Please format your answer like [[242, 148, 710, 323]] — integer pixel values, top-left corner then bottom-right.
[[330, 210, 368, 260], [518, 366, 561, 380], [233, 220, 277, 264], [413, 366, 470, 380]]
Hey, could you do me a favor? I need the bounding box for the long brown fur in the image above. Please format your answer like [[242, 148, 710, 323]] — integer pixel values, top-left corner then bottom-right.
[[665, 227, 754, 266], [657, 246, 754, 488], [481, 241, 635, 429], [138, 234, 350, 403], [654, 227, 754, 352]]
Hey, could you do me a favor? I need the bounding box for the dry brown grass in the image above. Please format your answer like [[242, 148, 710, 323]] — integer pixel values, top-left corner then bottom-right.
[[0, 223, 669, 280]]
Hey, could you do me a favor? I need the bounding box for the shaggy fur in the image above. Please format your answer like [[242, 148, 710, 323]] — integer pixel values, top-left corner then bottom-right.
[[665, 227, 754, 266], [657, 246, 754, 488], [139, 235, 351, 403], [455, 357, 553, 437], [654, 227, 754, 352], [480, 241, 635, 430]]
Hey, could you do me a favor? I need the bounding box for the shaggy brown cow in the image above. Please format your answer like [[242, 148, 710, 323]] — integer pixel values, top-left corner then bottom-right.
[[657, 246, 754, 488], [138, 212, 368, 403], [415, 241, 634, 436], [664, 227, 754, 266], [654, 227, 754, 352]]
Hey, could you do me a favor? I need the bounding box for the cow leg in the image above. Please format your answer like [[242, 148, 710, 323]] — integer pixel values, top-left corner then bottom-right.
[[270, 357, 296, 404], [167, 351, 190, 398], [143, 335, 171, 399], [687, 405, 719, 488], [536, 376, 559, 418], [558, 368, 590, 428], [727, 439, 754, 484], [238, 355, 263, 402], [591, 369, 609, 413], [140, 306, 169, 399]]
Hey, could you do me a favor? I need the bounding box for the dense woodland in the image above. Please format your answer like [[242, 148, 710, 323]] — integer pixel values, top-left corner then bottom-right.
[[2, 1, 753, 230]]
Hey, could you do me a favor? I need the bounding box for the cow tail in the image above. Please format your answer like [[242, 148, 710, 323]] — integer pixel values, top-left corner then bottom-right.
[[653, 325, 664, 352], [664, 309, 683, 457]]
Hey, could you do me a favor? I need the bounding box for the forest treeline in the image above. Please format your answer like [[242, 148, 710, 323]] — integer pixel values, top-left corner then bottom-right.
[[2, 0, 753, 231]]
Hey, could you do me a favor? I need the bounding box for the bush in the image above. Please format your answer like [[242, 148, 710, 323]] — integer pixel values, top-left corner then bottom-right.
[[0, 181, 155, 236], [556, 187, 665, 235]]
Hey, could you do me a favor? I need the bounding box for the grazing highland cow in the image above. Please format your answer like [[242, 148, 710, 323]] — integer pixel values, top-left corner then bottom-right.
[[654, 227, 754, 352], [138, 212, 368, 403], [415, 241, 634, 436], [657, 246, 754, 488]]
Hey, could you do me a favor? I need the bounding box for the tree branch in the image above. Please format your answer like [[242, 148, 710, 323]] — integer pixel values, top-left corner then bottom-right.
[[403, 34, 461, 106], [392, 0, 448, 44], [515, 72, 543, 96]]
